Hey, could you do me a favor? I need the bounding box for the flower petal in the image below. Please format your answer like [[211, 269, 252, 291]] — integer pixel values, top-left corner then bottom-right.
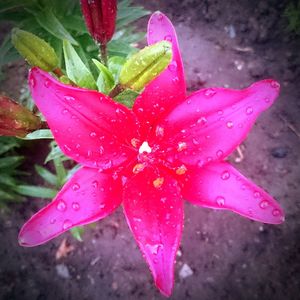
[[123, 167, 183, 296], [181, 162, 284, 224], [133, 12, 186, 138], [29, 67, 139, 169], [154, 79, 280, 167], [19, 167, 122, 247]]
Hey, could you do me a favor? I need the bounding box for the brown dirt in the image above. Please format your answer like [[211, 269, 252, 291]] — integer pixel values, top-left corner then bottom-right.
[[0, 1, 300, 299]]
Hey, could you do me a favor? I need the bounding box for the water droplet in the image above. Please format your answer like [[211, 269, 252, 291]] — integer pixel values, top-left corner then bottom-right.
[[168, 61, 177, 72], [197, 159, 205, 167], [164, 34, 172, 42], [254, 191, 261, 198], [63, 219, 72, 230], [90, 132, 96, 138], [56, 199, 67, 212], [217, 110, 223, 115], [157, 13, 163, 21], [204, 88, 216, 97], [259, 200, 269, 209], [153, 177, 164, 189], [270, 80, 280, 89], [44, 79, 50, 88], [197, 117, 207, 126], [29, 77, 36, 87], [155, 125, 164, 137], [72, 202, 80, 211], [72, 183, 80, 191], [264, 97, 270, 103], [216, 150, 224, 158], [177, 142, 187, 152], [176, 165, 187, 175], [272, 209, 281, 216], [64, 95, 75, 101], [161, 197, 167, 203], [172, 76, 179, 84], [226, 121, 234, 129], [192, 138, 200, 145], [50, 218, 56, 224], [62, 109, 68, 115], [133, 217, 142, 223], [221, 170, 230, 180], [246, 106, 253, 115], [216, 196, 225, 206]]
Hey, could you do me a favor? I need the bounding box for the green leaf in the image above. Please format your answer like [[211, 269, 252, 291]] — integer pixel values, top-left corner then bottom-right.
[[108, 56, 126, 81], [53, 157, 67, 187], [70, 226, 84, 242], [31, 9, 78, 45], [22, 129, 53, 140], [92, 59, 115, 94], [15, 185, 57, 198], [0, 0, 32, 13], [0, 156, 23, 169], [35, 165, 58, 186], [108, 40, 138, 57], [114, 89, 139, 108], [0, 174, 18, 187], [45, 141, 64, 163], [63, 40, 97, 89], [0, 189, 22, 202]]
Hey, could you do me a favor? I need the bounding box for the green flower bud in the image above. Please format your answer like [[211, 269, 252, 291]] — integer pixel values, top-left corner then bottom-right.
[[11, 28, 59, 71], [119, 41, 172, 91], [0, 95, 41, 137]]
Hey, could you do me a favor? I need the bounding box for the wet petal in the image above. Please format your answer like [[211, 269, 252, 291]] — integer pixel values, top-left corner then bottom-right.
[[133, 12, 186, 138], [123, 167, 183, 296], [29, 67, 139, 169], [182, 162, 284, 224], [155, 79, 280, 166], [19, 167, 122, 246]]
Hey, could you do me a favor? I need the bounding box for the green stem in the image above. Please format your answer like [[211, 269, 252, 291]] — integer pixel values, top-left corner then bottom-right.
[[108, 84, 125, 98], [99, 43, 108, 66]]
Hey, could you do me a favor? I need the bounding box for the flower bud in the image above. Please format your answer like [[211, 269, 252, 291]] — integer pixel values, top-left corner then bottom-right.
[[80, 0, 117, 45], [0, 95, 41, 137], [119, 41, 172, 91], [11, 28, 59, 71]]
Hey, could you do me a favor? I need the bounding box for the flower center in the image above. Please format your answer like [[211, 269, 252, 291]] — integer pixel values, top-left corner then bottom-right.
[[139, 141, 152, 154]]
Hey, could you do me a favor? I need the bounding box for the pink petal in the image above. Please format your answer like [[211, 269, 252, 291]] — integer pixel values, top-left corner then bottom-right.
[[123, 167, 183, 296], [153, 80, 280, 167], [133, 12, 186, 138], [181, 162, 284, 224], [19, 167, 122, 247], [29, 67, 139, 169]]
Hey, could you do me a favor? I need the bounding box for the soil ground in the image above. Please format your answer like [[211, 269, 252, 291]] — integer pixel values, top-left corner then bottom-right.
[[0, 0, 300, 299]]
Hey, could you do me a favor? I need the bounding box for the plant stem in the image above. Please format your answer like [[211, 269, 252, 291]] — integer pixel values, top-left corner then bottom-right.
[[99, 43, 108, 66], [108, 84, 125, 98]]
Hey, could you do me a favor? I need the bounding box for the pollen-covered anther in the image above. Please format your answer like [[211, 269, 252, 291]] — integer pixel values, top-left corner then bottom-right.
[[176, 164, 187, 175], [153, 177, 164, 188], [177, 141, 187, 152], [131, 138, 140, 148], [139, 141, 152, 154], [133, 163, 145, 174]]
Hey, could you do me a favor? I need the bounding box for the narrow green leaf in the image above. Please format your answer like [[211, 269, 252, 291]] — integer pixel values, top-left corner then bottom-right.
[[32, 10, 78, 45], [15, 185, 57, 198], [53, 157, 67, 187], [63, 40, 97, 89], [22, 129, 53, 140], [70, 226, 84, 242], [35, 165, 58, 186], [92, 59, 115, 94], [114, 89, 139, 108], [108, 56, 126, 81], [0, 156, 23, 169]]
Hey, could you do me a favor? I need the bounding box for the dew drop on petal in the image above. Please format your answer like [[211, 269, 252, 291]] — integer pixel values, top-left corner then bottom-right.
[[157, 13, 163, 21], [226, 121, 234, 129], [264, 97, 270, 103], [64, 95, 75, 101], [272, 209, 281, 216], [221, 170, 230, 180], [56, 199, 67, 212], [155, 125, 164, 137], [63, 219, 73, 230], [164, 34, 172, 42], [44, 79, 50, 88], [218, 110, 223, 115], [259, 200, 269, 209], [168, 61, 177, 72], [131, 138, 140, 148], [254, 191, 261, 198], [172, 77, 179, 84], [50, 218, 56, 224], [216, 150, 224, 158], [204, 88, 216, 97], [72, 183, 80, 191], [246, 106, 253, 115], [90, 132, 97, 138], [62, 109, 68, 115], [92, 180, 98, 188], [270, 80, 280, 89], [197, 117, 207, 126], [177, 142, 187, 152], [216, 196, 225, 206], [72, 202, 80, 211], [30, 77, 36, 87]]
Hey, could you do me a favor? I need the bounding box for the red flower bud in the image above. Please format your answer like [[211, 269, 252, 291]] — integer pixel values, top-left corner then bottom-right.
[[80, 0, 117, 45], [0, 95, 41, 137]]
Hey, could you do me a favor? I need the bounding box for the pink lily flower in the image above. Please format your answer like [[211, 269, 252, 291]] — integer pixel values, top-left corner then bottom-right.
[[19, 12, 284, 297]]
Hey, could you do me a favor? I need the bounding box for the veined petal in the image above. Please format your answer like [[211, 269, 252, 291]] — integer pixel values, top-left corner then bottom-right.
[[154, 79, 280, 166], [19, 167, 122, 247], [123, 167, 183, 297], [133, 12, 186, 138], [29, 67, 139, 169], [181, 162, 284, 224]]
